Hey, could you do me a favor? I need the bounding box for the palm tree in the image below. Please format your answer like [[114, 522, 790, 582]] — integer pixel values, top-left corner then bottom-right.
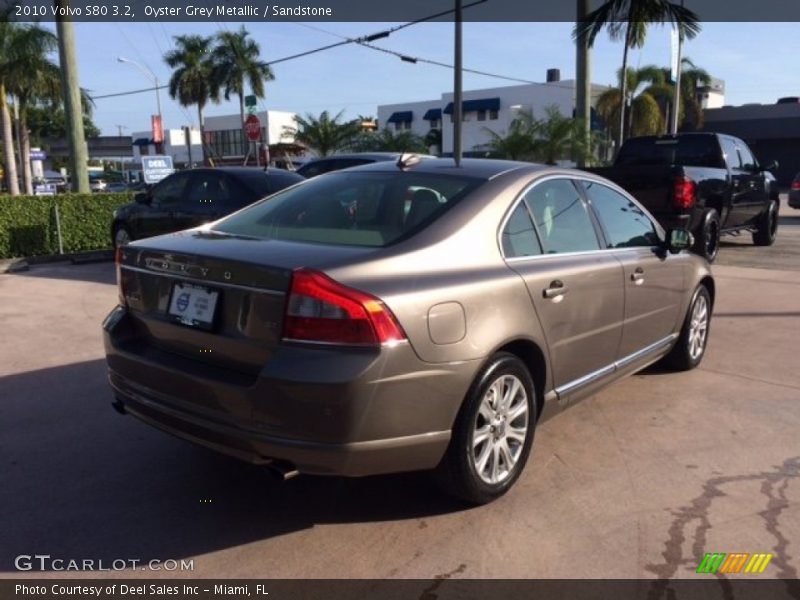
[[674, 57, 712, 130], [478, 110, 538, 160], [4, 23, 59, 195], [595, 66, 668, 143], [531, 106, 596, 165], [354, 128, 428, 153], [211, 27, 274, 157], [165, 35, 218, 165], [287, 110, 362, 157], [574, 0, 701, 150], [0, 7, 20, 195]]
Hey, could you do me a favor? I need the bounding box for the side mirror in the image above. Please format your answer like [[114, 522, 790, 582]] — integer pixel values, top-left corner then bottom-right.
[[666, 228, 694, 254], [134, 192, 150, 205], [761, 159, 779, 172]]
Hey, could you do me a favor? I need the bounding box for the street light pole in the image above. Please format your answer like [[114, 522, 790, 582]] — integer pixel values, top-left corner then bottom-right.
[[117, 57, 164, 153], [453, 0, 463, 167]]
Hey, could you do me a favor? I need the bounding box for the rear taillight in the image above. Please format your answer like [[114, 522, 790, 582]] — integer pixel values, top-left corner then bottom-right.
[[115, 246, 126, 306], [282, 268, 406, 346], [792, 180, 800, 190], [673, 176, 696, 210]]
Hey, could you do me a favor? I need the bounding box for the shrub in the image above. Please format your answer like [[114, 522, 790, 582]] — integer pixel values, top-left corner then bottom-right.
[[0, 193, 132, 258]]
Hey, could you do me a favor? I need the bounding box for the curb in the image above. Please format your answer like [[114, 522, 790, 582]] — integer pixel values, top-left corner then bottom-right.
[[0, 250, 114, 274]]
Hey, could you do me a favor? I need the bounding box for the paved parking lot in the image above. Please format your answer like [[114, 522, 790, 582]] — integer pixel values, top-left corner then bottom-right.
[[1, 211, 799, 585]]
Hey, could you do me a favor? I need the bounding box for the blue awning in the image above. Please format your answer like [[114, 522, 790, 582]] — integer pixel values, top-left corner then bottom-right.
[[423, 108, 442, 121], [443, 98, 500, 114], [386, 111, 413, 124], [132, 137, 153, 146]]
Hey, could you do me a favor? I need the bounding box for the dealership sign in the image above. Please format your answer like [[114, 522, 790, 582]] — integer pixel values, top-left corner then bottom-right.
[[141, 156, 174, 184]]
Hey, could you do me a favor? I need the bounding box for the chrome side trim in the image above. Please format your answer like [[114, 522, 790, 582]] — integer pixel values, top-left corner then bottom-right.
[[121, 264, 285, 296], [614, 333, 678, 370], [554, 333, 678, 397], [555, 364, 615, 396]]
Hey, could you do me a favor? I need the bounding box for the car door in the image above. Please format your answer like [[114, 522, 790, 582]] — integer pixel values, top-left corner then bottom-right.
[[720, 136, 758, 227], [182, 171, 245, 228], [502, 177, 625, 393], [135, 172, 191, 239], [735, 143, 769, 224], [580, 179, 686, 361]]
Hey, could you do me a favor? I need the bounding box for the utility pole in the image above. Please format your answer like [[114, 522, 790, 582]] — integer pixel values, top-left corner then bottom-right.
[[453, 0, 463, 166], [115, 125, 127, 137], [669, 12, 684, 135], [575, 0, 592, 167], [55, 2, 89, 193]]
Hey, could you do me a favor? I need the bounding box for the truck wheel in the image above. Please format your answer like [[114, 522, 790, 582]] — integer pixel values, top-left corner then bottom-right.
[[664, 285, 712, 372], [435, 352, 537, 505], [694, 209, 720, 262], [752, 200, 778, 246]]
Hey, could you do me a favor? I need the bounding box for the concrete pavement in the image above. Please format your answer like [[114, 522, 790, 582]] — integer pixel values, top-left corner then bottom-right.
[[1, 254, 798, 582]]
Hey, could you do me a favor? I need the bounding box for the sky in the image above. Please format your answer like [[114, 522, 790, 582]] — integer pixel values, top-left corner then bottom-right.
[[52, 21, 800, 136]]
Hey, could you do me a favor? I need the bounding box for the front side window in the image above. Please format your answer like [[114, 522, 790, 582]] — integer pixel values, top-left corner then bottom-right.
[[524, 179, 599, 254], [213, 172, 481, 247], [582, 181, 660, 248]]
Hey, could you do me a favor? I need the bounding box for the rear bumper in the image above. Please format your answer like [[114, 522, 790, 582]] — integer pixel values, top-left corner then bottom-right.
[[788, 191, 800, 209], [103, 306, 476, 476]]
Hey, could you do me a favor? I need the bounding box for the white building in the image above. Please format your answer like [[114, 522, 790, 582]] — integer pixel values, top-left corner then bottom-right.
[[131, 127, 204, 167], [203, 110, 297, 161], [130, 109, 298, 167], [698, 77, 725, 109], [377, 73, 609, 155]]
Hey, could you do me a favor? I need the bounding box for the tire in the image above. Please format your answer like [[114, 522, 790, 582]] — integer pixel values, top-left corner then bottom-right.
[[435, 352, 537, 505], [693, 209, 720, 263], [752, 200, 778, 246], [664, 285, 712, 372], [113, 223, 132, 248]]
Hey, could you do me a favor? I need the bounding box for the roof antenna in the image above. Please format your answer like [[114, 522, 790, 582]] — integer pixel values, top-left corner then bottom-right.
[[397, 152, 421, 170]]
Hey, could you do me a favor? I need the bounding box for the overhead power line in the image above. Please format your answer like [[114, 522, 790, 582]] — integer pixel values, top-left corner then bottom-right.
[[89, 1, 487, 102]]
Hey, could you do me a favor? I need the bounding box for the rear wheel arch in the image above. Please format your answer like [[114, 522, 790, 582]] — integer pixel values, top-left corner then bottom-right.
[[493, 339, 547, 422]]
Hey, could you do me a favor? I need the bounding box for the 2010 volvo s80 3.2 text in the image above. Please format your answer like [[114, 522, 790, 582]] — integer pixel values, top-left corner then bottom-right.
[[103, 158, 714, 504]]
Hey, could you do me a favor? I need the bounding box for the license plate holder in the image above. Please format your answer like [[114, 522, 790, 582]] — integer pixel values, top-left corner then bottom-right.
[[167, 282, 219, 330]]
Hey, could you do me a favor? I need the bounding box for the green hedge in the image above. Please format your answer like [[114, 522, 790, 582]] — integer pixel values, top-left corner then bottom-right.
[[0, 193, 132, 258]]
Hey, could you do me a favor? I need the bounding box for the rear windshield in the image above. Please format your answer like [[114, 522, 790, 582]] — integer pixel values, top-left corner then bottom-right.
[[211, 171, 482, 247], [616, 136, 724, 168]]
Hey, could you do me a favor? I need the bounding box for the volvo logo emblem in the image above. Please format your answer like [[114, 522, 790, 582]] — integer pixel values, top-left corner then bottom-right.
[[224, 271, 232, 280]]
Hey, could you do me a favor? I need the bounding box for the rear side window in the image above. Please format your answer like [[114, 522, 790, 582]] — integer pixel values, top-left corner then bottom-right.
[[212, 172, 481, 247], [524, 179, 600, 254], [582, 181, 660, 248], [616, 136, 724, 168], [501, 203, 542, 258], [720, 138, 742, 170]]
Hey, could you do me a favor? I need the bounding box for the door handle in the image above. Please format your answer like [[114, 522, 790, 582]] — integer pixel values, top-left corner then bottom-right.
[[543, 280, 569, 299], [631, 267, 645, 284]]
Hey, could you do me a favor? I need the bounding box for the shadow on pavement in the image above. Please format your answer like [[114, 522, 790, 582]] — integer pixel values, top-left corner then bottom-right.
[[0, 359, 468, 573], [10, 262, 116, 286]]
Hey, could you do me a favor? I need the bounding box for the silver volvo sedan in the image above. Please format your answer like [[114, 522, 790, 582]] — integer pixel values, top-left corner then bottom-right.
[[104, 158, 713, 504]]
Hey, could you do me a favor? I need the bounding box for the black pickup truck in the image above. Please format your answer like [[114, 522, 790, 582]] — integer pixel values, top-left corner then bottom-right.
[[588, 133, 780, 261]]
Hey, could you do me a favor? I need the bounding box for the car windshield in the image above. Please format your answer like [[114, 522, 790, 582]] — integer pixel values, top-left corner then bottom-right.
[[616, 136, 725, 168], [212, 171, 482, 247]]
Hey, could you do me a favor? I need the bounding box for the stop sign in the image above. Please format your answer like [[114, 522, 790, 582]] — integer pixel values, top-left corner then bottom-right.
[[244, 114, 261, 141]]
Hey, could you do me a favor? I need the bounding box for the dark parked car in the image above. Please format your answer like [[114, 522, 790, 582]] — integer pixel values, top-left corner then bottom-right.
[[105, 159, 713, 504], [296, 152, 436, 178], [789, 173, 800, 209], [588, 133, 780, 262], [111, 167, 304, 247]]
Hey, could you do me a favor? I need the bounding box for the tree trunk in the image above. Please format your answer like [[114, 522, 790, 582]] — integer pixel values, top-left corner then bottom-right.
[[20, 105, 33, 195], [617, 20, 633, 154], [239, 93, 246, 164], [575, 0, 592, 167], [1, 83, 20, 196], [197, 103, 212, 167]]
